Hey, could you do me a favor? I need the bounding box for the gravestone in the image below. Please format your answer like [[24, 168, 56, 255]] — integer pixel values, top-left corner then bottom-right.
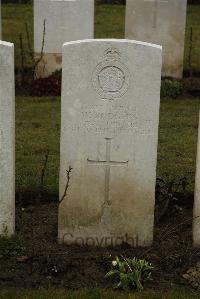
[[193, 112, 200, 247], [34, 0, 94, 77], [58, 39, 162, 247], [125, 0, 187, 78], [0, 41, 15, 236]]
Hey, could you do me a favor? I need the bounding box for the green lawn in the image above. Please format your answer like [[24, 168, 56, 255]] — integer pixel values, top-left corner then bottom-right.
[[0, 288, 200, 299], [2, 3, 33, 68], [2, 3, 200, 72], [16, 96, 60, 199]]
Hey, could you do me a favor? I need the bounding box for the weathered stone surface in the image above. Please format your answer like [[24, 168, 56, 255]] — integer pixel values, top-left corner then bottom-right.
[[125, 0, 187, 78], [0, 41, 15, 236], [58, 39, 162, 247], [34, 0, 94, 77], [193, 112, 200, 247]]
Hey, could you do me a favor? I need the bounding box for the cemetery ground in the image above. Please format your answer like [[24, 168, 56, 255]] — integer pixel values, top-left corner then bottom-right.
[[0, 2, 200, 298]]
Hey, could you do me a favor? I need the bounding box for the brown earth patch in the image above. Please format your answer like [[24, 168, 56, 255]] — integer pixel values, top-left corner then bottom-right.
[[0, 200, 199, 290]]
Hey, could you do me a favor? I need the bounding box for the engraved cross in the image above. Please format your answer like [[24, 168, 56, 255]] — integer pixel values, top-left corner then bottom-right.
[[144, 0, 168, 28], [87, 138, 128, 207]]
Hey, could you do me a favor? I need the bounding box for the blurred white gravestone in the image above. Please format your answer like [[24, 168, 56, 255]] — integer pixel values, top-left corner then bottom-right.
[[34, 0, 94, 77], [0, 41, 15, 235], [125, 0, 187, 79], [58, 39, 162, 247], [193, 112, 200, 247]]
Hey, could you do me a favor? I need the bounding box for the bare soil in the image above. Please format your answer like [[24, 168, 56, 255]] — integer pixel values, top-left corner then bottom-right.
[[0, 198, 199, 290]]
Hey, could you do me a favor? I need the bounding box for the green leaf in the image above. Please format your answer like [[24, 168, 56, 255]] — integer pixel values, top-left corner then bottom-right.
[[105, 269, 119, 278]]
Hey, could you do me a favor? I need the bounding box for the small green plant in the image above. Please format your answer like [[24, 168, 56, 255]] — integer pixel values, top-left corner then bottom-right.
[[105, 256, 153, 291], [161, 79, 183, 99], [0, 234, 23, 258]]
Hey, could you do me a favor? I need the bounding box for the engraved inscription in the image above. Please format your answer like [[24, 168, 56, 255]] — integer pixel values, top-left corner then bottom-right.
[[92, 48, 130, 100], [81, 104, 137, 135], [67, 104, 154, 136]]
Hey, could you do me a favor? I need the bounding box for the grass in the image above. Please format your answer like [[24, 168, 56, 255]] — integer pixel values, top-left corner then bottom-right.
[[0, 288, 200, 299], [16, 97, 60, 198], [1, 3, 200, 72], [95, 4, 125, 38], [2, 3, 33, 68], [157, 98, 200, 187], [15, 96, 200, 200]]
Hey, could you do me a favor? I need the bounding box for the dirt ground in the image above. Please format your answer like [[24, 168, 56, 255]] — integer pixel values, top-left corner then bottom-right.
[[0, 197, 199, 291]]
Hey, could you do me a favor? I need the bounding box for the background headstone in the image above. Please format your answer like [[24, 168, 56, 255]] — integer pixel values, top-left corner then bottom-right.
[[34, 0, 94, 77], [0, 41, 15, 236], [58, 39, 162, 247], [193, 111, 200, 247], [125, 0, 187, 78]]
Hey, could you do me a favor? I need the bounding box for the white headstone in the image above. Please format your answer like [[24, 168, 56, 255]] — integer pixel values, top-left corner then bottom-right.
[[34, 0, 94, 77], [125, 0, 187, 79], [0, 41, 15, 236], [193, 111, 200, 247], [58, 39, 162, 247]]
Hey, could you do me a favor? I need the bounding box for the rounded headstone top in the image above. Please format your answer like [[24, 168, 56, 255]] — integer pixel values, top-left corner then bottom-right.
[[63, 38, 162, 50]]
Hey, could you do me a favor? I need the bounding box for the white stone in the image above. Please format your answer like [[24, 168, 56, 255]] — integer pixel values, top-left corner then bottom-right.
[[34, 0, 94, 77], [193, 111, 200, 247], [125, 0, 187, 79], [58, 39, 162, 247], [0, 41, 15, 236]]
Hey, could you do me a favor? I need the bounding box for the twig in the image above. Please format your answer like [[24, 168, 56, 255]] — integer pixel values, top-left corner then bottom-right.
[[19, 34, 25, 85], [25, 22, 35, 64], [188, 27, 193, 77], [29, 209, 35, 274], [155, 197, 170, 224], [40, 150, 49, 188], [120, 254, 133, 272], [34, 19, 46, 78], [59, 166, 73, 204], [158, 217, 193, 241]]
